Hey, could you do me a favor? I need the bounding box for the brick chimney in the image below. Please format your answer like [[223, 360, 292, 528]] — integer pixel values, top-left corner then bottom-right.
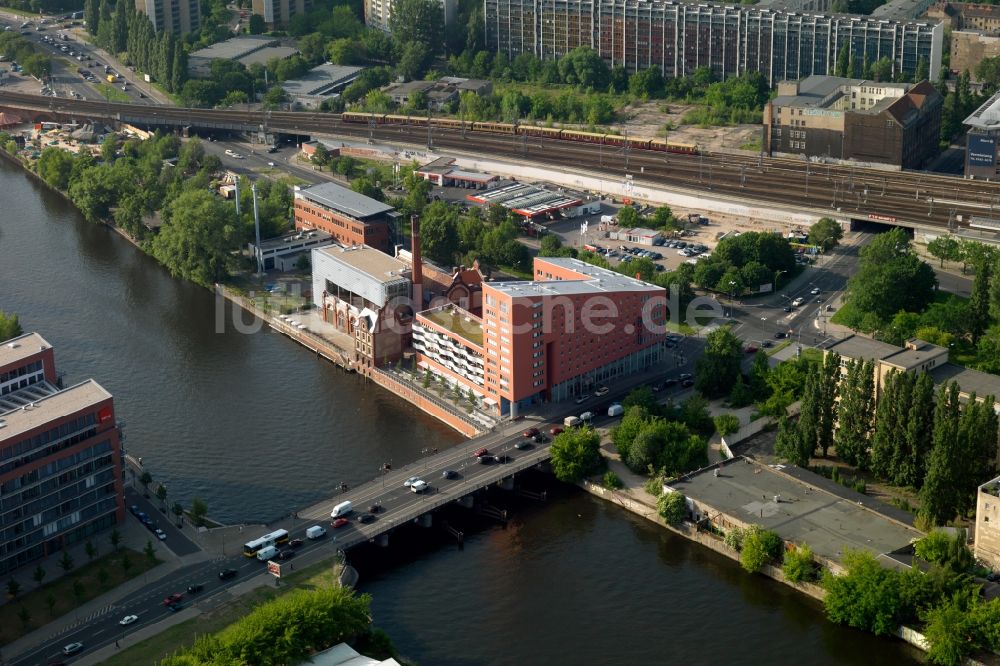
[[411, 214, 423, 311]]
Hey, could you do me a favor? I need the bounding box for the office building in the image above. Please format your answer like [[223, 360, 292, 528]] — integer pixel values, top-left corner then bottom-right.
[[484, 0, 943, 84], [413, 257, 668, 416], [311, 245, 413, 367], [294, 182, 400, 254], [251, 0, 313, 29], [135, 0, 201, 34], [963, 90, 1000, 179], [0, 333, 124, 575], [764, 75, 943, 168]]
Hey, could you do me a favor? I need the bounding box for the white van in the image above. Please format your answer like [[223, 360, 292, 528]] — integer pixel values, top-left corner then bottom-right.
[[306, 525, 326, 540], [607, 403, 624, 417], [256, 545, 279, 561], [331, 500, 353, 519], [580, 411, 594, 423], [564, 415, 581, 427]]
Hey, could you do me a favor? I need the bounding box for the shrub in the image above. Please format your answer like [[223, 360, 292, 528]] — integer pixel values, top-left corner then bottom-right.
[[657, 491, 688, 525], [714, 414, 740, 436], [783, 544, 817, 583], [602, 471, 623, 490], [740, 525, 784, 573], [724, 525, 746, 551]]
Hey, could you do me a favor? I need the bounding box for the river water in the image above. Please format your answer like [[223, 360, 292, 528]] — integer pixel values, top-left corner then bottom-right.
[[0, 158, 919, 664]]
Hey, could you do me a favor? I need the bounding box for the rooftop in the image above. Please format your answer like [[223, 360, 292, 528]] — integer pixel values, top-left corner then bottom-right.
[[238, 46, 300, 68], [772, 75, 911, 111], [189, 35, 277, 61], [489, 257, 661, 298], [966, 88, 1000, 130], [930, 363, 1000, 399], [0, 332, 52, 370], [255, 229, 335, 253], [0, 380, 112, 442], [671, 460, 922, 565], [297, 182, 395, 220], [825, 334, 902, 362], [882, 339, 948, 370], [418, 305, 484, 347], [467, 180, 583, 217], [316, 245, 410, 284]]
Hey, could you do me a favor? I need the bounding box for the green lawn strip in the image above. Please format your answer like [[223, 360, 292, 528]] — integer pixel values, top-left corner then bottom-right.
[[0, 548, 158, 644], [666, 320, 699, 335], [100, 559, 341, 666], [94, 83, 129, 103], [766, 340, 792, 356]]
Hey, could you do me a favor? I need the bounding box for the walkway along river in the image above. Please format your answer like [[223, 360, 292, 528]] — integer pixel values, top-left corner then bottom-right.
[[0, 157, 921, 664]]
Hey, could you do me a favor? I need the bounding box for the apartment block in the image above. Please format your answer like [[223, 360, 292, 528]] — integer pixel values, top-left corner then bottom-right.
[[135, 0, 201, 35], [251, 0, 312, 29], [294, 182, 400, 254], [764, 76, 943, 168], [484, 0, 943, 84], [976, 476, 1000, 570], [413, 257, 668, 417], [366, 0, 456, 34], [0, 333, 124, 576]]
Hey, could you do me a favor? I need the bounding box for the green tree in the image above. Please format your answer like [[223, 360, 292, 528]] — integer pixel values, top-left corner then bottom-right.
[[45, 592, 56, 617], [835, 43, 850, 78], [37, 147, 75, 190], [740, 525, 784, 573], [85, 540, 97, 562], [17, 605, 30, 630], [172, 501, 185, 527], [6, 578, 20, 599], [657, 491, 687, 525], [156, 484, 168, 510], [927, 235, 962, 268], [808, 218, 843, 251], [714, 414, 740, 436], [191, 497, 209, 527], [389, 0, 444, 53], [549, 426, 603, 482], [144, 539, 157, 563], [139, 470, 152, 497], [834, 358, 875, 469], [901, 372, 936, 487], [0, 310, 22, 342], [98, 567, 110, 589], [110, 527, 122, 552], [694, 326, 742, 399], [248, 13, 266, 34], [922, 589, 982, 666], [120, 553, 132, 576], [72, 579, 86, 605], [783, 544, 816, 583], [969, 258, 992, 344], [920, 382, 963, 526], [151, 190, 236, 287], [823, 550, 903, 636], [774, 415, 811, 467], [32, 565, 45, 587], [418, 201, 460, 264], [59, 549, 74, 573], [398, 40, 432, 81]]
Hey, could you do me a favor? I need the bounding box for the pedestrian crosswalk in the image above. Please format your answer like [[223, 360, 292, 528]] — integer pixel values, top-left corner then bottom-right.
[[44, 603, 117, 639]]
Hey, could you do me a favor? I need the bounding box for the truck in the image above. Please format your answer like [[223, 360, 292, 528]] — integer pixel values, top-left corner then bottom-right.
[[607, 403, 624, 417], [563, 415, 581, 428], [330, 500, 353, 518], [106, 74, 116, 83], [306, 525, 327, 540]]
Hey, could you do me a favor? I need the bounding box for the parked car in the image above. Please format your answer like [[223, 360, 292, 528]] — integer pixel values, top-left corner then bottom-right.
[[664, 378, 678, 387], [154, 528, 167, 541], [218, 568, 238, 580], [119, 614, 138, 625], [681, 379, 695, 388]]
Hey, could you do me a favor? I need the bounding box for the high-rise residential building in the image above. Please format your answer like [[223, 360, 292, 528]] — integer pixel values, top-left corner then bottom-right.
[[484, 0, 943, 84], [251, 0, 313, 29], [135, 0, 201, 35], [412, 257, 668, 417], [365, 0, 457, 35], [0, 333, 125, 575], [764, 75, 943, 168]]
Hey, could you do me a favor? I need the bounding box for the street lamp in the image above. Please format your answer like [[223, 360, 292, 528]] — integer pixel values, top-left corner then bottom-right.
[[760, 317, 767, 345], [728, 281, 736, 318]]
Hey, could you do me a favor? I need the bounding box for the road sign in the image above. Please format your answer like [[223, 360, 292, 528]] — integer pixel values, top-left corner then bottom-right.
[[267, 560, 281, 578]]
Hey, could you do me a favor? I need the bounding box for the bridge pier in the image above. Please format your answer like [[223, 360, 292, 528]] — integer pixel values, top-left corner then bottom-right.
[[499, 477, 515, 491], [375, 533, 389, 548], [417, 513, 433, 528], [457, 494, 475, 509]]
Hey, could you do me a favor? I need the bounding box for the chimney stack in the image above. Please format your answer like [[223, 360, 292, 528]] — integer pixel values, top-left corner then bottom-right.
[[411, 214, 424, 310]]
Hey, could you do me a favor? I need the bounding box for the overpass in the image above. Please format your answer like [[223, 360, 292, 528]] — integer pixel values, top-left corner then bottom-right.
[[3, 91, 1000, 238]]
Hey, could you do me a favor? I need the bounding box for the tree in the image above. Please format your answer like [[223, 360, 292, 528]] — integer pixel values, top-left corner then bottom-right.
[[191, 497, 209, 527], [46, 592, 56, 617], [398, 41, 432, 81], [922, 589, 982, 666], [98, 567, 110, 589], [6, 578, 20, 599], [834, 358, 875, 468], [38, 147, 76, 190], [85, 0, 100, 36], [72, 579, 86, 605], [714, 414, 740, 436], [694, 326, 742, 399], [248, 13, 266, 34], [172, 501, 185, 527], [311, 144, 330, 167], [17, 605, 30, 630], [120, 553, 133, 575], [927, 236, 962, 268], [808, 218, 843, 252], [418, 201, 459, 264], [389, 0, 444, 53], [144, 539, 157, 563], [657, 491, 687, 525], [139, 470, 153, 497], [783, 544, 816, 583], [823, 549, 903, 636], [156, 484, 168, 510], [59, 549, 74, 573], [740, 525, 784, 573], [32, 565, 46, 587], [110, 527, 122, 552], [920, 382, 963, 526], [549, 426, 603, 482], [0, 310, 22, 342], [151, 190, 236, 288], [85, 540, 97, 562], [775, 415, 811, 467], [969, 258, 992, 344], [835, 43, 850, 78]]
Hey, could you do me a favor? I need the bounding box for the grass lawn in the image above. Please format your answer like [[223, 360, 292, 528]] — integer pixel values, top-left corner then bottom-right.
[[766, 340, 792, 356], [94, 83, 129, 103], [0, 6, 41, 16], [0, 548, 158, 644], [667, 320, 699, 335], [101, 559, 342, 666]]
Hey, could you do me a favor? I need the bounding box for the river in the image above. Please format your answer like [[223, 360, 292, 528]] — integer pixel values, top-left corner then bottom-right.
[[0, 157, 920, 664]]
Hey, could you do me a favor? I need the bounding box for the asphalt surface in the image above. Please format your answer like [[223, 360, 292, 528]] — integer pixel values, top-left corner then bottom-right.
[[124, 488, 200, 557]]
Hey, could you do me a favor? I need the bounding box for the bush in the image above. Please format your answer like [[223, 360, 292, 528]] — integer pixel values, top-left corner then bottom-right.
[[783, 544, 817, 583], [714, 414, 740, 436], [724, 525, 746, 551], [602, 471, 623, 490], [549, 426, 604, 482], [740, 525, 784, 573], [657, 491, 688, 525]]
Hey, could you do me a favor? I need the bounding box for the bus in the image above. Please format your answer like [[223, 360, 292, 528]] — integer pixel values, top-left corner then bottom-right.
[[242, 529, 290, 557]]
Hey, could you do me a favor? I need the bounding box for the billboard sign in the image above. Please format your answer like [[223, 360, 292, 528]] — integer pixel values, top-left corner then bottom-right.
[[968, 135, 997, 168], [267, 560, 281, 578]]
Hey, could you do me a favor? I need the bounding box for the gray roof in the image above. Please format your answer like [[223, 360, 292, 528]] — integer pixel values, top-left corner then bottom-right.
[[772, 75, 910, 110], [315, 245, 409, 284], [297, 182, 395, 220], [189, 35, 277, 61], [238, 46, 300, 68], [870, 0, 936, 19], [965, 89, 1000, 131], [825, 334, 902, 362], [490, 257, 662, 298], [930, 363, 1000, 400], [281, 64, 365, 98]]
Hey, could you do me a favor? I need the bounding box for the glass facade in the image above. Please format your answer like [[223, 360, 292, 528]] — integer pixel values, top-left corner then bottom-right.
[[485, 0, 943, 83]]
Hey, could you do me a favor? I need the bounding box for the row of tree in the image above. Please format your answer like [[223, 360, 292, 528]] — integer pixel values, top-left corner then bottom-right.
[[774, 352, 999, 526], [0, 31, 51, 79]]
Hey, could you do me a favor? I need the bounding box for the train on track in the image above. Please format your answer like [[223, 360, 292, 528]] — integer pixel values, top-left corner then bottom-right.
[[340, 112, 700, 156]]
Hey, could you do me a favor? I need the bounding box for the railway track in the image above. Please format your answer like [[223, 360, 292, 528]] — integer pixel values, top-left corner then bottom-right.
[[4, 90, 1000, 231]]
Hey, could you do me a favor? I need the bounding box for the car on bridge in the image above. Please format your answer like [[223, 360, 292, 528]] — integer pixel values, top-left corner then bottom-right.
[[218, 569, 238, 580], [62, 642, 84, 655], [549, 426, 563, 436], [515, 440, 533, 450], [474, 447, 489, 457], [533, 433, 550, 443], [162, 593, 183, 606], [442, 469, 458, 479], [119, 614, 138, 625], [403, 476, 421, 487], [522, 427, 539, 438], [411, 480, 429, 493], [356, 513, 375, 524], [332, 517, 350, 528], [187, 584, 204, 593]]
